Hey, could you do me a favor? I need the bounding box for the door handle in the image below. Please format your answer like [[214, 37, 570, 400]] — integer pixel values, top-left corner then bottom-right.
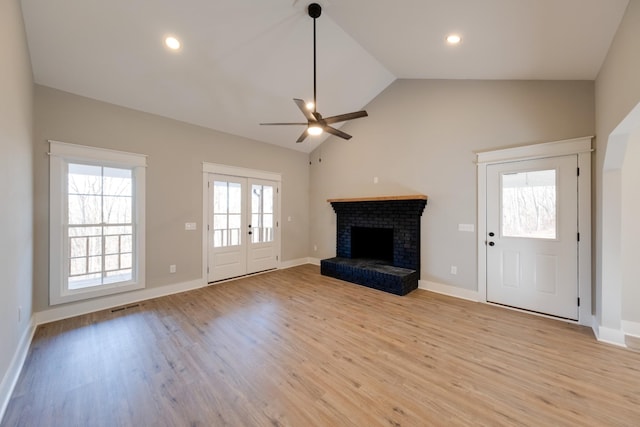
[[248, 231, 252, 235], [489, 232, 495, 237], [488, 241, 495, 246]]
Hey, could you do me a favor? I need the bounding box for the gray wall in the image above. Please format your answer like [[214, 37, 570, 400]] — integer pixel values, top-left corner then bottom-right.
[[310, 79, 594, 291], [33, 86, 310, 312], [0, 0, 34, 396], [595, 0, 640, 324]]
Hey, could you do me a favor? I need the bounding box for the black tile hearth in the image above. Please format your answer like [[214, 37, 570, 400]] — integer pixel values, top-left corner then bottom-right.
[[321, 196, 427, 295], [321, 257, 418, 296]]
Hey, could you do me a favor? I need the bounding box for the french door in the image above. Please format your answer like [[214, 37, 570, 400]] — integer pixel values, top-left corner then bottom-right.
[[207, 174, 278, 282], [486, 155, 579, 320]]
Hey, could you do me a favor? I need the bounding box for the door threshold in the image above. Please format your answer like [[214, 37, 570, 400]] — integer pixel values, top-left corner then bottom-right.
[[207, 268, 277, 285], [486, 301, 579, 324]]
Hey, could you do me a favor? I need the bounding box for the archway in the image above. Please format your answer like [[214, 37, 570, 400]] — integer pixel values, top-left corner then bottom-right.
[[598, 102, 640, 345]]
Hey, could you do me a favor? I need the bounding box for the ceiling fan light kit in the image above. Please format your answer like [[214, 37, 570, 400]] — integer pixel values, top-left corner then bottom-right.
[[260, 2, 368, 143]]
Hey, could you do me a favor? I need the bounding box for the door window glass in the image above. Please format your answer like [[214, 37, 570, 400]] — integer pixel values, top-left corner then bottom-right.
[[213, 181, 242, 247], [251, 184, 274, 243], [501, 169, 556, 239]]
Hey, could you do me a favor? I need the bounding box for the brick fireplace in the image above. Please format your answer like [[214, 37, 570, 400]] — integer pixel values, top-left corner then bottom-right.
[[320, 195, 428, 295]]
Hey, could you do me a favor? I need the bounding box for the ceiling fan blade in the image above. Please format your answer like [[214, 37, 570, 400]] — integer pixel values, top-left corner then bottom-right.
[[293, 98, 316, 121], [296, 129, 309, 143], [322, 110, 368, 125], [260, 122, 307, 126], [323, 125, 352, 140]]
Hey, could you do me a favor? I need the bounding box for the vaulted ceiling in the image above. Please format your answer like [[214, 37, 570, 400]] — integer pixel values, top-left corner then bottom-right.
[[20, 0, 629, 153]]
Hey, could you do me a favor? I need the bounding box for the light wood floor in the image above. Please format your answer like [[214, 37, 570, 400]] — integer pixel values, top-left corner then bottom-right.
[[3, 265, 640, 426]]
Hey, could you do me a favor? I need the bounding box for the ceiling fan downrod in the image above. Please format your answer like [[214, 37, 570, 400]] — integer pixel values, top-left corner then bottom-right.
[[308, 3, 322, 114]]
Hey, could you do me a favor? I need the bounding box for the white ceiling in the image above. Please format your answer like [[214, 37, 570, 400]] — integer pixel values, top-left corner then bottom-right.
[[20, 0, 629, 153]]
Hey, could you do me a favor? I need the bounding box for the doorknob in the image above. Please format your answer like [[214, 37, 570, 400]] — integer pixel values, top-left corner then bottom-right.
[[488, 242, 495, 246], [489, 232, 495, 237]]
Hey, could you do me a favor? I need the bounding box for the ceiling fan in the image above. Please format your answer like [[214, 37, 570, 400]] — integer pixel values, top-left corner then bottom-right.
[[260, 3, 368, 143]]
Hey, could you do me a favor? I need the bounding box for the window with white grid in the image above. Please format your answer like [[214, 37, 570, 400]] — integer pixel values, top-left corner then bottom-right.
[[49, 141, 146, 305]]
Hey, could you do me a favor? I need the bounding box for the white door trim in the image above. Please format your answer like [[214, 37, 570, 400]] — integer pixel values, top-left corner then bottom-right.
[[202, 163, 281, 283], [202, 162, 281, 181], [476, 136, 593, 326]]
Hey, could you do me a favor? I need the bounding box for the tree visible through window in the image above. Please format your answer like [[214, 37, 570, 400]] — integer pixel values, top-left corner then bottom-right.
[[49, 141, 146, 305], [67, 164, 134, 289], [251, 184, 274, 243], [501, 169, 557, 239], [213, 180, 242, 247]]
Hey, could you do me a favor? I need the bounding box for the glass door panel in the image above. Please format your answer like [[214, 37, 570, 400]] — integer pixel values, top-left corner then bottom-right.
[[251, 183, 274, 243], [501, 169, 557, 239], [213, 180, 242, 247]]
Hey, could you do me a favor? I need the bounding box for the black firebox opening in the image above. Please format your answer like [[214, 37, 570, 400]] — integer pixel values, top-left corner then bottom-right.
[[351, 226, 394, 264]]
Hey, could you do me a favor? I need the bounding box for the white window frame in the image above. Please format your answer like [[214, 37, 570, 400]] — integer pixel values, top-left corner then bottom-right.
[[49, 140, 147, 305]]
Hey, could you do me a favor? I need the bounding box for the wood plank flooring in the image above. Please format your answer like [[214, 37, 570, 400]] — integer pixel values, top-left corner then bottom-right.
[[3, 265, 640, 426]]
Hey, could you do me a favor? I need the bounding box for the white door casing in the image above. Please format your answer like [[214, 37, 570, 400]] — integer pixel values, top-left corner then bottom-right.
[[476, 137, 592, 326], [486, 156, 578, 319]]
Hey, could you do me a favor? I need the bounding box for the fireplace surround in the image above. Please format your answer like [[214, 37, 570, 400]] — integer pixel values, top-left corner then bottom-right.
[[321, 195, 428, 295]]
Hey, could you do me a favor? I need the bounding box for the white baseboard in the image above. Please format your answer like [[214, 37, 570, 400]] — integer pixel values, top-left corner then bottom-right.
[[36, 259, 324, 326], [308, 257, 321, 266], [579, 314, 593, 328], [279, 257, 317, 269], [35, 278, 205, 325], [0, 317, 36, 422], [622, 320, 640, 338], [419, 280, 480, 302], [592, 316, 627, 347]]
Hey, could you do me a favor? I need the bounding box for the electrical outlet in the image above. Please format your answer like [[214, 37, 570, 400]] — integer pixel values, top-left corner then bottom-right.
[[314, 244, 318, 251], [450, 265, 458, 275], [169, 264, 177, 273]]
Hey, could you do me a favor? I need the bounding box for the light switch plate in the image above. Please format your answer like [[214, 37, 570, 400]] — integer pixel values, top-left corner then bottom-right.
[[458, 224, 475, 232], [185, 222, 197, 231]]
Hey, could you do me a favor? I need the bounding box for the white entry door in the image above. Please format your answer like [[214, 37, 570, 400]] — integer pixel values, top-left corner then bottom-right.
[[486, 155, 579, 320], [207, 174, 278, 282]]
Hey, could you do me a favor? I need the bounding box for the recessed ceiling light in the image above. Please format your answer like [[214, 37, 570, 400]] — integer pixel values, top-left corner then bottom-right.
[[446, 34, 462, 45], [306, 102, 315, 110], [165, 36, 181, 50]]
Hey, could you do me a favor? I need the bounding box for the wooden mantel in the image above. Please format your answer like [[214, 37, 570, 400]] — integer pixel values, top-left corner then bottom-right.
[[327, 194, 428, 203]]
